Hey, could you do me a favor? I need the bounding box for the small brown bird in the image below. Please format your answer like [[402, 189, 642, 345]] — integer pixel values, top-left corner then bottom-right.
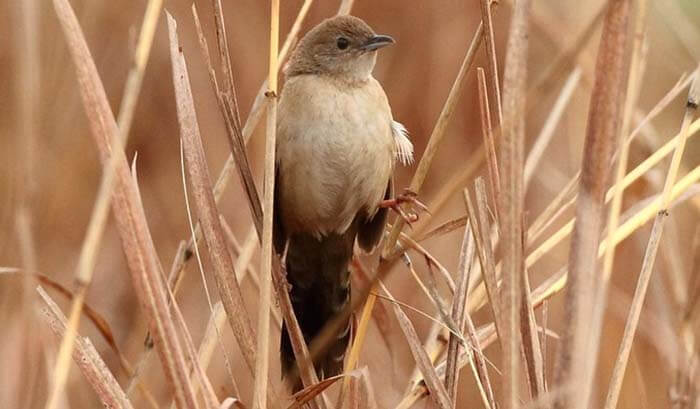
[[274, 15, 412, 387]]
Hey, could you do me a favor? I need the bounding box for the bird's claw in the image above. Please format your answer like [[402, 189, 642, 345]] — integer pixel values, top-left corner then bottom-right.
[[379, 189, 429, 228], [397, 189, 429, 213]]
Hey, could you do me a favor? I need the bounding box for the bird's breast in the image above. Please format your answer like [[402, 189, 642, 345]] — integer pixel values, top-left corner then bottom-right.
[[276, 75, 395, 237]]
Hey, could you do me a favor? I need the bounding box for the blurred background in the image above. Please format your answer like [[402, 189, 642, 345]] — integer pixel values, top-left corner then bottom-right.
[[1, 0, 699, 408]]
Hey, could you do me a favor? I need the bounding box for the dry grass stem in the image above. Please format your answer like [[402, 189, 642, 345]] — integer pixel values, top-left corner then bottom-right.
[[498, 0, 530, 404], [463, 308, 497, 409], [403, 2, 634, 256], [278, 0, 314, 60], [220, 221, 282, 329], [444, 221, 476, 402], [350, 259, 393, 348], [370, 291, 464, 338], [400, 252, 461, 340], [163, 276, 220, 409], [197, 302, 234, 389], [524, 67, 582, 190], [211, 0, 265, 239], [53, 1, 201, 407], [0, 268, 131, 375], [594, 1, 648, 405], [541, 299, 549, 391], [169, 11, 261, 383], [380, 281, 453, 409], [412, 256, 592, 409], [252, 0, 280, 406], [414, 215, 469, 243], [232, 226, 259, 282], [343, 271, 377, 386], [402, 198, 700, 409], [125, 240, 189, 397], [401, 263, 563, 408], [180, 141, 239, 398], [599, 164, 700, 253], [287, 372, 352, 409], [168, 241, 190, 288], [397, 232, 456, 293], [478, 0, 503, 129], [407, 262, 571, 408], [526, 115, 700, 266], [554, 2, 632, 403], [45, 0, 163, 407], [674, 227, 700, 407], [462, 190, 498, 409], [604, 67, 699, 409], [220, 221, 257, 287], [520, 265, 546, 400], [468, 155, 700, 322], [407, 3, 604, 244], [21, 272, 155, 408], [383, 21, 484, 255], [38, 287, 135, 409], [190, 5, 261, 241], [477, 67, 501, 213], [210, 0, 236, 101], [683, 227, 700, 322], [407, 322, 448, 395], [464, 79, 700, 359], [344, 367, 377, 409], [337, 0, 355, 15], [625, 71, 697, 146], [467, 182, 503, 338], [167, 301, 234, 409], [593, 0, 649, 373], [405, 150, 486, 240], [658, 216, 689, 308]]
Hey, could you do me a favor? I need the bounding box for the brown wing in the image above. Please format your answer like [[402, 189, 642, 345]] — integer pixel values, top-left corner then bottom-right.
[[357, 178, 393, 252], [273, 166, 287, 255]]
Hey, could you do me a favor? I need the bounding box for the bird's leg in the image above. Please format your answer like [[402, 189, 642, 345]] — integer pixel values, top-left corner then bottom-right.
[[378, 189, 429, 227]]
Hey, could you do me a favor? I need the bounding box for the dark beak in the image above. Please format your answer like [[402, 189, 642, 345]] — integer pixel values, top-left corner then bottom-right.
[[361, 34, 395, 51]]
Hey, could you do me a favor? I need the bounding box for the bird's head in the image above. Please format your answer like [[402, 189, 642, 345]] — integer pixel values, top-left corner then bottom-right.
[[285, 15, 394, 83]]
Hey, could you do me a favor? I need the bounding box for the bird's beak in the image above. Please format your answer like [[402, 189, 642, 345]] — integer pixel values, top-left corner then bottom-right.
[[360, 35, 395, 51]]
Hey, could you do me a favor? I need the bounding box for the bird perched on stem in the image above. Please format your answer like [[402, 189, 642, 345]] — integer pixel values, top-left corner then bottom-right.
[[274, 15, 414, 389]]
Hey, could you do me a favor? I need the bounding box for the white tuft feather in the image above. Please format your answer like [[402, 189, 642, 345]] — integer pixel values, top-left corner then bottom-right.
[[391, 120, 414, 165]]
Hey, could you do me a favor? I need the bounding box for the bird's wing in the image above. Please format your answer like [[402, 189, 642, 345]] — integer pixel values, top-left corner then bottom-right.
[[356, 120, 410, 252], [273, 165, 287, 255], [357, 178, 392, 252]]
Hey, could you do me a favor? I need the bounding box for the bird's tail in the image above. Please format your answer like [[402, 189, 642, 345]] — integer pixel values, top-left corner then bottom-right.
[[280, 229, 355, 391]]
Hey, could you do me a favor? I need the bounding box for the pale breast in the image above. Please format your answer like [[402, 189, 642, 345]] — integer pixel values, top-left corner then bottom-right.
[[276, 75, 396, 237]]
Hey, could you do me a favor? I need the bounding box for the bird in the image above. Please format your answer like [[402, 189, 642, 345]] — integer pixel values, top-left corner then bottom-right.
[[273, 15, 413, 389]]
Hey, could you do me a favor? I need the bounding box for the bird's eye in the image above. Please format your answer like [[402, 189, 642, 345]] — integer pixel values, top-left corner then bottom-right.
[[336, 37, 349, 50]]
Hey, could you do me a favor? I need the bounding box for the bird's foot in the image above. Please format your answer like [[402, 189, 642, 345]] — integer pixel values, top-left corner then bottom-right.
[[378, 189, 429, 227]]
